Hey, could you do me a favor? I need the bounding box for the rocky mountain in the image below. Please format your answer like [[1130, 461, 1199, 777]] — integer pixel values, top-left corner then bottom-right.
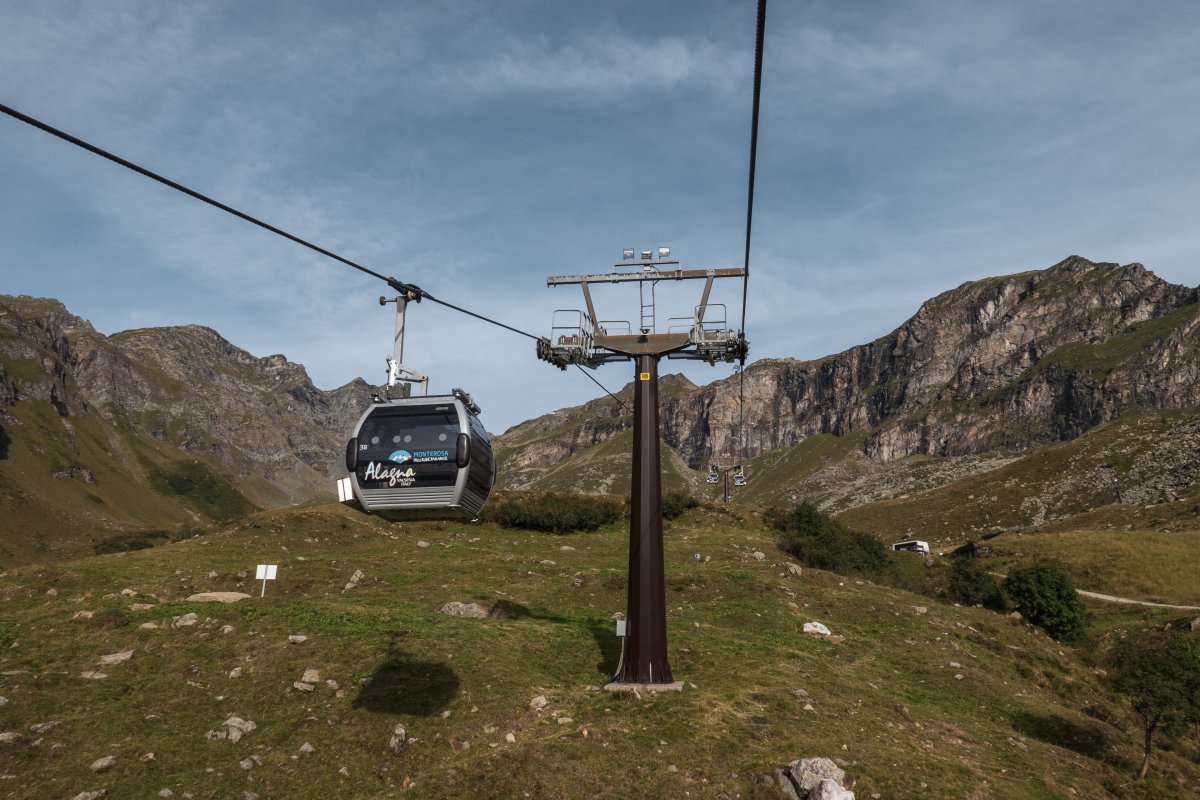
[[496, 256, 1200, 499], [0, 295, 370, 565]]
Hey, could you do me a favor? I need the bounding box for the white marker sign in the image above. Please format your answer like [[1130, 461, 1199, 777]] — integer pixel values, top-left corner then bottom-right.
[[256, 564, 278, 597]]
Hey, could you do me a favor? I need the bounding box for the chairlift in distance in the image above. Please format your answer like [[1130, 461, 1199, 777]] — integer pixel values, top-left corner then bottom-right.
[[336, 290, 496, 521], [733, 464, 747, 487]]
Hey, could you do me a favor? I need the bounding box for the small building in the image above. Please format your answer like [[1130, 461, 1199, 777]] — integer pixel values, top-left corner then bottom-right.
[[891, 540, 930, 555]]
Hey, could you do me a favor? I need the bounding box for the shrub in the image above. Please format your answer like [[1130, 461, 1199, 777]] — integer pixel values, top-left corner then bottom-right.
[[1003, 564, 1087, 642], [948, 558, 1007, 610], [661, 491, 699, 520], [488, 492, 623, 534], [768, 501, 888, 575]]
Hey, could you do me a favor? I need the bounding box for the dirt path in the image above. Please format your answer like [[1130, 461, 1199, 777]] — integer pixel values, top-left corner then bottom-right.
[[1074, 589, 1200, 611], [989, 572, 1200, 611]]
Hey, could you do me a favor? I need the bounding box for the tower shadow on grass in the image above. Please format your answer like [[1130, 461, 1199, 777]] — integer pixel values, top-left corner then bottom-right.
[[353, 635, 459, 716]]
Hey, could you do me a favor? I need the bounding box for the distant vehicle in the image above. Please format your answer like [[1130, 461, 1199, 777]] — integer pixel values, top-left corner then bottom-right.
[[891, 540, 930, 555]]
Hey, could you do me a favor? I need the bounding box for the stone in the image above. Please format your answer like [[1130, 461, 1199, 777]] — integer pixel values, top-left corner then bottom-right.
[[913, 606, 928, 615], [129, 603, 156, 611], [416, 540, 430, 548], [808, 778, 855, 800], [158, 790, 174, 798], [173, 613, 200, 628], [29, 721, 60, 734], [339, 767, 350, 776], [0, 733, 22, 744], [389, 724, 407, 753], [220, 625, 235, 635], [1189, 616, 1200, 631], [505, 732, 516, 743], [556, 717, 573, 725], [139, 622, 159, 630], [228, 668, 243, 679], [140, 752, 155, 761], [45, 588, 58, 597], [185, 592, 251, 604], [300, 742, 315, 753], [120, 588, 137, 597], [98, 650, 133, 666], [528, 694, 548, 711], [0, 697, 7, 708], [207, 716, 257, 743], [301, 668, 321, 684], [788, 757, 846, 795], [440, 601, 489, 618], [240, 756, 262, 770], [288, 635, 308, 644], [80, 671, 108, 680], [787, 564, 802, 576], [325, 679, 339, 690], [752, 551, 766, 561], [73, 610, 95, 620], [71, 792, 106, 800], [774, 770, 802, 800], [293, 682, 315, 693], [90, 755, 118, 772], [803, 622, 832, 637]]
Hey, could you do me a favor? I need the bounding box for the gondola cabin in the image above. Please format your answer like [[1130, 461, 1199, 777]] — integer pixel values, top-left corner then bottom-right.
[[340, 389, 495, 521]]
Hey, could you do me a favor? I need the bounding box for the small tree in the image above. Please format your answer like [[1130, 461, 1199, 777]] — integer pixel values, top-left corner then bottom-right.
[[1109, 628, 1200, 780], [947, 558, 1006, 611], [1002, 565, 1087, 642]]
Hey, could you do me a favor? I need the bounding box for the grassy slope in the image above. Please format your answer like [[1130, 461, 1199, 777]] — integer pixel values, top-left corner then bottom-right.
[[0, 398, 257, 567], [1, 504, 1196, 799], [975, 530, 1200, 607], [837, 408, 1200, 551]]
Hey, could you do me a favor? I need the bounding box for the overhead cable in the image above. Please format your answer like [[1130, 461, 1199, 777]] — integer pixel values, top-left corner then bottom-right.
[[739, 0, 767, 353], [0, 100, 633, 409]]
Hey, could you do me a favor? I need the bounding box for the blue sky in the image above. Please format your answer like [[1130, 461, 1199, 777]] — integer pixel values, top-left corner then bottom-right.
[[3, 0, 1200, 433]]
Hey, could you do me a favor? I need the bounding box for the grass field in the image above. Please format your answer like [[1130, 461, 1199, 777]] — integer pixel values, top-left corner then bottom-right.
[[2, 503, 1198, 799]]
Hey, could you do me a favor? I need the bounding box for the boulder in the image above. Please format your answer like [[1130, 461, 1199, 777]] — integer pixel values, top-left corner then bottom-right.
[[440, 601, 489, 619], [789, 757, 846, 795], [301, 668, 321, 684], [809, 778, 855, 800], [71, 792, 106, 800], [0, 732, 23, 744], [173, 613, 200, 628], [98, 650, 133, 666], [185, 592, 251, 604], [206, 716, 257, 743], [90, 755, 118, 772], [389, 724, 407, 753], [803, 622, 832, 637]]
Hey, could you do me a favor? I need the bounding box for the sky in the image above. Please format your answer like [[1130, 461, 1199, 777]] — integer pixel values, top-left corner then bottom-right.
[[3, 0, 1200, 433]]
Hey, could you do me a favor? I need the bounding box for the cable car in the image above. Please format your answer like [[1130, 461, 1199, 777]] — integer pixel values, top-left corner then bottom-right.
[[706, 464, 719, 484], [341, 388, 495, 521], [732, 464, 747, 487]]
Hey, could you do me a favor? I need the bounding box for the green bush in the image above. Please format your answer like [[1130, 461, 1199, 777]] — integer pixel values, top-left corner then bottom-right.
[[661, 491, 699, 520], [948, 558, 1007, 610], [488, 492, 623, 534], [767, 501, 888, 575], [1003, 564, 1087, 642]]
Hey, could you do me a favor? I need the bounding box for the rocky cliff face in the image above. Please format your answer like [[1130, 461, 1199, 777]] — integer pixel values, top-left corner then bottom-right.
[[0, 294, 371, 501], [497, 257, 1200, 483]]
